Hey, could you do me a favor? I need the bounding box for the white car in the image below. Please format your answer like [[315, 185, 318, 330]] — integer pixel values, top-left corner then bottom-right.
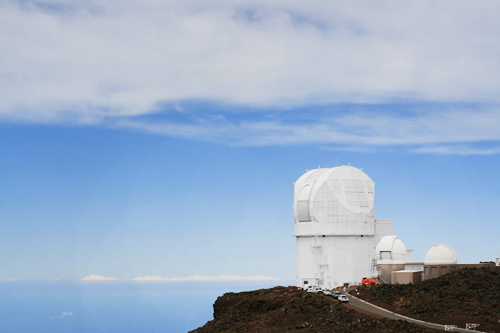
[[337, 295, 349, 303], [322, 289, 332, 296], [306, 286, 323, 293]]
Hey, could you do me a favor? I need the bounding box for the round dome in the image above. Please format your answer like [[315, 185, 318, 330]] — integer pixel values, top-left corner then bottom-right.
[[425, 244, 458, 264], [293, 165, 375, 223], [375, 236, 406, 263]]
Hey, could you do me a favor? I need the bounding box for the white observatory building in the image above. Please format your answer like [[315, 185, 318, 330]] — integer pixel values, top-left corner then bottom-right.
[[293, 165, 392, 289]]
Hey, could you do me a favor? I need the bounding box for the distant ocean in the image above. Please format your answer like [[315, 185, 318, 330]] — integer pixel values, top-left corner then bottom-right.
[[0, 281, 286, 332]]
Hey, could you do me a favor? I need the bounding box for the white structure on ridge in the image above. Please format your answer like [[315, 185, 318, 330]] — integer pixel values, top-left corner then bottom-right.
[[374, 236, 407, 264], [374, 235, 407, 283], [425, 244, 458, 265], [293, 165, 392, 289]]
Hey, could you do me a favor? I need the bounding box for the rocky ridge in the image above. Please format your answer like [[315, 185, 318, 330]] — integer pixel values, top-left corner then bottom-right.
[[352, 267, 500, 332], [191, 286, 439, 332]]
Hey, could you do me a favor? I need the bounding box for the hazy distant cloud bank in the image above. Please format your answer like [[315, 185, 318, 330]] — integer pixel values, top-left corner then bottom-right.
[[80, 275, 283, 282], [80, 274, 120, 281], [1, 0, 499, 153], [131, 275, 282, 282]]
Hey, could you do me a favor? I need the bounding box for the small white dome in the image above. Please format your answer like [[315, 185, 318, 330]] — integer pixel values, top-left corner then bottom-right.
[[425, 244, 458, 264], [375, 236, 407, 263]]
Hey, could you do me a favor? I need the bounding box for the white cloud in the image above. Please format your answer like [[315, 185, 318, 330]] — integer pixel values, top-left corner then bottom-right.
[[0, 0, 499, 154], [415, 145, 500, 156], [51, 312, 74, 319], [80, 275, 120, 281], [131, 275, 282, 282], [1, 1, 499, 116], [0, 278, 20, 282]]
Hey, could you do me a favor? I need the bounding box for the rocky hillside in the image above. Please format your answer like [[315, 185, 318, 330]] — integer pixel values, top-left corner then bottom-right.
[[191, 286, 439, 332], [352, 267, 500, 332]]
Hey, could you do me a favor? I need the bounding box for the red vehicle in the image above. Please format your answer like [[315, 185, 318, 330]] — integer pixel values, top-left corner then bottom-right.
[[361, 277, 378, 286]]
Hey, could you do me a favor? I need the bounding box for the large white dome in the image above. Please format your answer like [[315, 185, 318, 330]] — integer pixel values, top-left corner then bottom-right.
[[375, 235, 406, 263], [293, 165, 375, 223], [425, 244, 458, 264]]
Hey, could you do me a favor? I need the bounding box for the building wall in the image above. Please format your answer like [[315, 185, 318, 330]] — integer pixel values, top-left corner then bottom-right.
[[296, 235, 374, 289], [423, 264, 458, 280], [373, 219, 393, 251], [377, 263, 404, 283], [459, 263, 496, 268], [405, 262, 424, 271], [423, 262, 496, 281], [391, 271, 422, 284]]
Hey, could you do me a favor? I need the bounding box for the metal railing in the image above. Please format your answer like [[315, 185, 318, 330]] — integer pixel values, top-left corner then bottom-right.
[[377, 274, 389, 284]]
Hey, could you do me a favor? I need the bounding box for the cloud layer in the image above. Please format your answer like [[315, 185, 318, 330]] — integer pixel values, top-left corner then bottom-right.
[[131, 275, 282, 282], [80, 275, 282, 282], [1, 1, 500, 153], [80, 275, 120, 281]]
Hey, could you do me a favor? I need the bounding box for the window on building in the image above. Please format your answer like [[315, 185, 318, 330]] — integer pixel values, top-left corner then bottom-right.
[[380, 251, 391, 260]]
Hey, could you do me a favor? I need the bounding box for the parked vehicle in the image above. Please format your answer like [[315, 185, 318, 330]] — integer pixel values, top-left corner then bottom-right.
[[306, 286, 323, 293], [338, 295, 349, 303], [361, 277, 378, 286], [331, 291, 342, 299], [322, 289, 332, 296]]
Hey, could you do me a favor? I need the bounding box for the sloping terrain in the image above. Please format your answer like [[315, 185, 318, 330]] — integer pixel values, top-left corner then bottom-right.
[[191, 286, 439, 332], [352, 267, 500, 332]]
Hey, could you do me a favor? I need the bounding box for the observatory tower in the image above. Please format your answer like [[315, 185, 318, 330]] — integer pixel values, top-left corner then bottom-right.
[[293, 166, 379, 289]]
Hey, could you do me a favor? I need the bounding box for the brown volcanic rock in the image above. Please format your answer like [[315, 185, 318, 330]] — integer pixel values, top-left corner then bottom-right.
[[352, 267, 500, 332], [191, 286, 439, 332]]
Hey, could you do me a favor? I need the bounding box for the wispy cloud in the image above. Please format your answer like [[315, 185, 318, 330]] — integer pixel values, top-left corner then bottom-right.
[[51, 312, 74, 320], [414, 145, 500, 156], [114, 106, 500, 153], [131, 275, 283, 282], [80, 275, 120, 282], [0, 278, 20, 282]]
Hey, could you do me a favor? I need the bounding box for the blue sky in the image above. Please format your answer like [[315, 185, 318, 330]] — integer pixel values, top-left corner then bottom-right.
[[1, 0, 499, 282]]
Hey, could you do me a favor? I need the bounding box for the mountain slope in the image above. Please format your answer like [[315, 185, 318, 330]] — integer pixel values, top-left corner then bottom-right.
[[191, 286, 439, 332], [352, 267, 500, 332]]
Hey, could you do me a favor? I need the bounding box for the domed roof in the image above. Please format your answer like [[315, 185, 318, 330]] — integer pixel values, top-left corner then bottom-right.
[[293, 165, 375, 223], [425, 244, 458, 264], [375, 236, 406, 263]]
